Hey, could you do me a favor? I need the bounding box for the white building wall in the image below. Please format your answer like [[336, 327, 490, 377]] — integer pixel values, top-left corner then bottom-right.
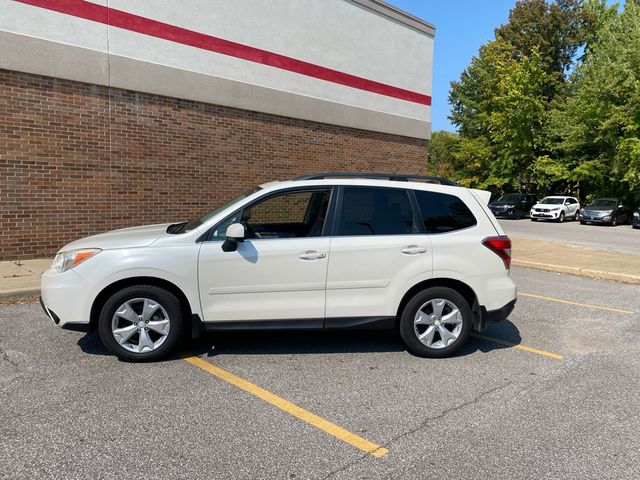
[[0, 0, 434, 138]]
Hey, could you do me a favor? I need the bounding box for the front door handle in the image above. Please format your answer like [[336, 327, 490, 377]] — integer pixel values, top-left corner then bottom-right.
[[299, 250, 326, 260], [401, 245, 427, 255]]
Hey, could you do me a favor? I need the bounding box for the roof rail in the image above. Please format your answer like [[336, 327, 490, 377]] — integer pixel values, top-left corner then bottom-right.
[[292, 172, 459, 186]]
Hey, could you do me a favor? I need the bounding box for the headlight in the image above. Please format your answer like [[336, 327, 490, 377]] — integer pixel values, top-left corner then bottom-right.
[[52, 248, 101, 273], [634, 212, 639, 218], [551, 207, 561, 211]]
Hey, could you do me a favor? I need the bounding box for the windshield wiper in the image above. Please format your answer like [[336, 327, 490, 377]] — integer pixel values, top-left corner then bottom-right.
[[166, 221, 188, 234]]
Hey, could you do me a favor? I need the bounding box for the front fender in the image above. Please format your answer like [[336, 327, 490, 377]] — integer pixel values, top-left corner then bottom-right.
[[74, 245, 202, 320]]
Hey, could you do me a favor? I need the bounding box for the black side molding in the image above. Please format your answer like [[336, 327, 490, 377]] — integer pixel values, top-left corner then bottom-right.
[[201, 316, 396, 332]]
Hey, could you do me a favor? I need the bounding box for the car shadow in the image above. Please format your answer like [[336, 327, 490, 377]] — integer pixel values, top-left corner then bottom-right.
[[188, 319, 522, 359], [76, 319, 522, 360]]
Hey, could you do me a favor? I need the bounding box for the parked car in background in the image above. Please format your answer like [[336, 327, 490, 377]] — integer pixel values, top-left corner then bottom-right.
[[579, 198, 632, 226], [633, 208, 639, 229], [488, 193, 538, 219], [530, 196, 580, 223]]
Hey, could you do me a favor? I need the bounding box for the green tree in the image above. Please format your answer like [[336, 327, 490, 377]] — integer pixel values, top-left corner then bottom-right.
[[494, 0, 589, 101], [488, 49, 547, 190], [552, 1, 640, 199], [448, 0, 598, 193], [426, 131, 460, 178]]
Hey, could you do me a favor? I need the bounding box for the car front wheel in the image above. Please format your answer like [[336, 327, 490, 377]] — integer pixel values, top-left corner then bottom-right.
[[98, 285, 184, 362], [399, 287, 472, 358]]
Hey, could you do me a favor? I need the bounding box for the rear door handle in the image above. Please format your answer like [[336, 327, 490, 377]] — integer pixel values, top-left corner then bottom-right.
[[299, 250, 326, 260], [401, 245, 427, 255]]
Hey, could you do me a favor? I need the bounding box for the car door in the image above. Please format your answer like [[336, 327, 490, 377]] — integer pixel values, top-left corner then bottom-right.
[[564, 198, 573, 216], [198, 187, 332, 324], [617, 201, 629, 223], [325, 186, 432, 323]]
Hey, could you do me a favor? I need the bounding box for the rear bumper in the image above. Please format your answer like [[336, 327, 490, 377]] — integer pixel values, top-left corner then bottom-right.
[[474, 299, 516, 332]]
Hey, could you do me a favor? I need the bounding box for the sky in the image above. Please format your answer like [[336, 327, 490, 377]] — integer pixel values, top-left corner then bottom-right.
[[390, 0, 519, 132]]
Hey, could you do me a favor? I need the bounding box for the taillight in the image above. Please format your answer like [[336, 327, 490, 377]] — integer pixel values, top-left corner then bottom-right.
[[482, 236, 512, 270]]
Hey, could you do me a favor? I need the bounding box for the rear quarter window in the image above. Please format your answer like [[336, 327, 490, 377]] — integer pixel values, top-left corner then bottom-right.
[[414, 190, 477, 234]]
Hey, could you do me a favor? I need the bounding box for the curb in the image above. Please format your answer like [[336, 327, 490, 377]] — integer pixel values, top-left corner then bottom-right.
[[512, 259, 640, 285], [0, 287, 40, 301]]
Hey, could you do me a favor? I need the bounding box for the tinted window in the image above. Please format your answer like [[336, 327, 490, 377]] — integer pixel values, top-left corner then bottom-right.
[[336, 187, 416, 236], [540, 197, 564, 205], [212, 189, 330, 239], [415, 190, 477, 234], [499, 194, 524, 203], [588, 199, 617, 209]]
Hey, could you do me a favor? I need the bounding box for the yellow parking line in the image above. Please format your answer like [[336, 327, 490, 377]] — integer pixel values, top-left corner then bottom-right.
[[471, 334, 565, 360], [519, 292, 633, 315], [181, 354, 388, 458]]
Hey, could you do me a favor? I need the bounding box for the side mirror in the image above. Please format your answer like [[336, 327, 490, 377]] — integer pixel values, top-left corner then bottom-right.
[[221, 223, 245, 252]]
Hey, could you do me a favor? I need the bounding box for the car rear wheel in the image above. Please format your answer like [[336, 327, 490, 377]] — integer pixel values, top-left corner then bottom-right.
[[399, 287, 472, 358], [98, 285, 183, 362]]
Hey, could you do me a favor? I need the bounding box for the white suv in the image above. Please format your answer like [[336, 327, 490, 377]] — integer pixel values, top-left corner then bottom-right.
[[530, 196, 580, 222], [40, 173, 517, 361]]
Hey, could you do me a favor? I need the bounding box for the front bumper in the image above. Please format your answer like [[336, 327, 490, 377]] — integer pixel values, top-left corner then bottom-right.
[[474, 299, 516, 332], [580, 216, 611, 224], [531, 210, 561, 219], [490, 208, 521, 218], [40, 268, 93, 327]]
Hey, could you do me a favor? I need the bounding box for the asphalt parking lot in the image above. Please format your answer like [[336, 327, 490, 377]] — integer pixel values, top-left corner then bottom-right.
[[500, 218, 640, 256], [1, 267, 639, 479]]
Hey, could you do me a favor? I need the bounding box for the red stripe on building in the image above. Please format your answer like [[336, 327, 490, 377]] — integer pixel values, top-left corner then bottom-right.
[[14, 0, 432, 106]]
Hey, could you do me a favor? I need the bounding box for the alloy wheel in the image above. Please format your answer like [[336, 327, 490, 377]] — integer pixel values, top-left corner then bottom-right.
[[413, 298, 463, 349], [111, 298, 171, 354]]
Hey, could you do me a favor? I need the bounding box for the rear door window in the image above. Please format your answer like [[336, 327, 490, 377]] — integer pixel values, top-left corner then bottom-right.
[[335, 187, 417, 236], [414, 190, 477, 234]]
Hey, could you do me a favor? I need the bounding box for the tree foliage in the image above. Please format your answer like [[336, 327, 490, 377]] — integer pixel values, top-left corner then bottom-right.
[[442, 0, 639, 203], [552, 0, 640, 198]]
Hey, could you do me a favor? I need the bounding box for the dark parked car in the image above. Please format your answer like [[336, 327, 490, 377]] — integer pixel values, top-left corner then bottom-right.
[[579, 198, 632, 226], [489, 193, 538, 219], [633, 208, 639, 229]]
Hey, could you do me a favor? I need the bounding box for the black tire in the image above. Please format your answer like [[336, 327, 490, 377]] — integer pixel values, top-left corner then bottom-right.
[[611, 216, 618, 227], [580, 221, 586, 225], [399, 287, 472, 358], [558, 211, 565, 223], [98, 285, 184, 362], [531, 218, 538, 222]]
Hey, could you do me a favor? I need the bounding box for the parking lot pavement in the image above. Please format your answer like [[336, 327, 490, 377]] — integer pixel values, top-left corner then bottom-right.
[[1, 267, 639, 479], [500, 218, 640, 256]]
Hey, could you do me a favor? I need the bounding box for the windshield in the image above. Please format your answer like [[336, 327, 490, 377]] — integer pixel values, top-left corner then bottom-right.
[[587, 199, 617, 209], [540, 197, 564, 205], [180, 187, 261, 232], [498, 194, 523, 203]]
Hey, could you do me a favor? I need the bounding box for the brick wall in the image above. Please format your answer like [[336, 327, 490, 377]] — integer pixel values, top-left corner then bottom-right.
[[0, 69, 427, 260]]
